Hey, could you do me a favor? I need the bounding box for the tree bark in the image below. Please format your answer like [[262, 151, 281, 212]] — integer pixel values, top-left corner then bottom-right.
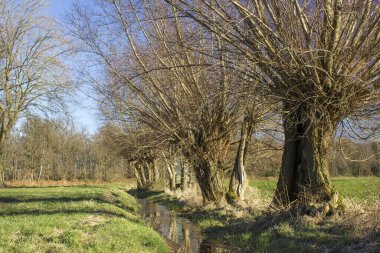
[[0, 171, 5, 188], [191, 156, 224, 204], [183, 129, 228, 204], [167, 164, 176, 191], [227, 113, 254, 202], [153, 159, 159, 182], [163, 152, 177, 191], [139, 164, 147, 186], [0, 142, 7, 188], [180, 155, 188, 191], [273, 105, 339, 213], [133, 159, 157, 191], [0, 152, 4, 188]]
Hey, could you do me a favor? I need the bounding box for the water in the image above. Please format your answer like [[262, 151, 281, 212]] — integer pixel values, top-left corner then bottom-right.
[[137, 198, 234, 253]]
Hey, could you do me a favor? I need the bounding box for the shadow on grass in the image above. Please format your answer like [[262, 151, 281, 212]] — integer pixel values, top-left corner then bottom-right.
[[0, 196, 100, 203], [0, 209, 131, 218], [0, 197, 137, 214], [3, 185, 101, 189]]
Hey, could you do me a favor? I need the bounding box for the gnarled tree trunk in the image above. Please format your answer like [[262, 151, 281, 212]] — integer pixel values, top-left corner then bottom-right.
[[131, 159, 157, 191], [163, 152, 177, 191], [227, 113, 254, 202], [274, 105, 339, 213], [190, 156, 224, 204], [181, 128, 229, 204], [167, 163, 177, 192]]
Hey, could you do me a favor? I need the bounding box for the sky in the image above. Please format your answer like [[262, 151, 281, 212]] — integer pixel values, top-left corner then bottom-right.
[[47, 0, 101, 135]]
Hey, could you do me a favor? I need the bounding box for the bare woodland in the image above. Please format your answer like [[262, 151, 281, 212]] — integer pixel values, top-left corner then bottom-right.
[[0, 0, 379, 215], [0, 0, 71, 186]]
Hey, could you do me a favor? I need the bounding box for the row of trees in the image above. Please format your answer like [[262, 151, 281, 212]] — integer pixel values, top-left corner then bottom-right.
[[68, 0, 380, 212], [2, 114, 377, 183], [2, 116, 129, 182], [0, 0, 378, 214]]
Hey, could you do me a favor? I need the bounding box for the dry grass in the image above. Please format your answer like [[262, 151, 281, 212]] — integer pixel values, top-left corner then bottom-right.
[[257, 197, 380, 252], [163, 185, 271, 221], [159, 185, 380, 252], [333, 199, 380, 239], [237, 186, 271, 211], [164, 185, 203, 208]]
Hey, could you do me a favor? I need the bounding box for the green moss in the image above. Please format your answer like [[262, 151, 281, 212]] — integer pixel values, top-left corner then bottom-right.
[[225, 190, 238, 204]]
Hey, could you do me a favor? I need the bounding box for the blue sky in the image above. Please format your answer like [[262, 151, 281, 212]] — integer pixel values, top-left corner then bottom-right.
[[47, 0, 101, 135]]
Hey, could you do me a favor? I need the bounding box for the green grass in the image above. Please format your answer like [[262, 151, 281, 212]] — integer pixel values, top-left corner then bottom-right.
[[249, 179, 278, 198], [250, 177, 380, 200], [331, 177, 379, 200], [0, 185, 168, 253]]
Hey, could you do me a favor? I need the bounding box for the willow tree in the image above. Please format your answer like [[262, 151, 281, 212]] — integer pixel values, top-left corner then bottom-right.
[[0, 0, 70, 186], [165, 0, 380, 210], [68, 0, 246, 203], [227, 90, 271, 202], [124, 132, 160, 191]]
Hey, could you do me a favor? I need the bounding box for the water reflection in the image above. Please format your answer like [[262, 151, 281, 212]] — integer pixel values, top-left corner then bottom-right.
[[137, 198, 233, 253]]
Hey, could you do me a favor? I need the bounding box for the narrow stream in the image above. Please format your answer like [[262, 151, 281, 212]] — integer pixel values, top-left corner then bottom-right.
[[137, 198, 234, 253]]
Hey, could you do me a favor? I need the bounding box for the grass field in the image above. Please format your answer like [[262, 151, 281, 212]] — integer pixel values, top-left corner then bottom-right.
[[0, 185, 168, 253], [0, 178, 378, 253], [250, 177, 380, 200]]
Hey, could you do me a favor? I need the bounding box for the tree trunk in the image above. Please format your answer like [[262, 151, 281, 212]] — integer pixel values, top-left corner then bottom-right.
[[191, 156, 224, 204], [183, 129, 227, 204], [169, 174, 176, 191], [133, 160, 157, 191], [153, 159, 159, 182], [143, 158, 158, 187], [134, 172, 144, 190], [227, 113, 253, 202], [163, 152, 176, 191], [139, 164, 147, 186], [0, 140, 6, 187], [167, 164, 176, 191], [0, 150, 4, 187], [132, 162, 148, 191], [180, 155, 188, 191], [0, 171, 5, 188], [273, 105, 339, 214]]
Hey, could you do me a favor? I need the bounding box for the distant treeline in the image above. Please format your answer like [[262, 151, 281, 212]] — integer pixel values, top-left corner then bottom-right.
[[3, 116, 129, 182], [3, 116, 379, 183]]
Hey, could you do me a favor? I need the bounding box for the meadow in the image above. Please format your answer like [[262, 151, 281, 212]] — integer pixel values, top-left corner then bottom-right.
[[0, 177, 378, 253], [0, 185, 168, 253], [250, 177, 380, 201]]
